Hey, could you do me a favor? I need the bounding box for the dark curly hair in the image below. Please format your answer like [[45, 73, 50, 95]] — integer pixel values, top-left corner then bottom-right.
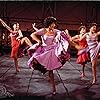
[[10, 22, 19, 30], [78, 25, 86, 34], [89, 23, 97, 29], [43, 16, 56, 28], [78, 25, 86, 32]]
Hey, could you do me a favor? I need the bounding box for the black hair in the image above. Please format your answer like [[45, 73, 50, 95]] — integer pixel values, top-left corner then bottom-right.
[[43, 16, 56, 28], [89, 23, 97, 29], [78, 25, 86, 34], [10, 22, 19, 30], [78, 25, 86, 31]]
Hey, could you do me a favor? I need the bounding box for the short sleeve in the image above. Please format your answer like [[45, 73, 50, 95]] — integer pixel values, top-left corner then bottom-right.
[[54, 29, 60, 33], [36, 28, 44, 35]]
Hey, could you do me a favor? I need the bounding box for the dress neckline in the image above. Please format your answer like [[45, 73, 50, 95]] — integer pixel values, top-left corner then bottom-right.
[[43, 28, 56, 36]]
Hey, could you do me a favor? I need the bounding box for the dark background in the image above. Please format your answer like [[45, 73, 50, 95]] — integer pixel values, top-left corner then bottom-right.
[[0, 1, 100, 55]]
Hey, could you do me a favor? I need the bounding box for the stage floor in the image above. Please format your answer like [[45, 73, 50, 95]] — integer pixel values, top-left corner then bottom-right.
[[0, 54, 100, 100]]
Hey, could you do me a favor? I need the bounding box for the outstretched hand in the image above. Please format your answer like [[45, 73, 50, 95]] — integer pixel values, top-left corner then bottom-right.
[[64, 28, 71, 39], [0, 18, 5, 26], [65, 29, 69, 33], [32, 23, 38, 31], [32, 23, 36, 28]]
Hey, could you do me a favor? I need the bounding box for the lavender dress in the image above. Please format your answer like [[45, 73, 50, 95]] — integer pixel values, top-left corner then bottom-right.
[[28, 28, 70, 73], [86, 32, 100, 61]]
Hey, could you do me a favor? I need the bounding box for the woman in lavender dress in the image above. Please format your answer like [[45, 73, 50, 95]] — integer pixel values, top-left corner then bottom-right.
[[79, 23, 100, 84], [28, 16, 70, 94]]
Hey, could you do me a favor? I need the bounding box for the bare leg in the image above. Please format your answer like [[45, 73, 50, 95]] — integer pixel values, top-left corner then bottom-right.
[[13, 56, 20, 73], [70, 41, 82, 50], [91, 58, 97, 84], [49, 70, 56, 95], [21, 37, 32, 46], [81, 64, 85, 77]]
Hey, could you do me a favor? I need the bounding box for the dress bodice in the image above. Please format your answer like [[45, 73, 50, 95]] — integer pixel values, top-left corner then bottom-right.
[[79, 38, 87, 48], [86, 33, 98, 50], [41, 34, 56, 46], [10, 31, 19, 37], [37, 28, 59, 46]]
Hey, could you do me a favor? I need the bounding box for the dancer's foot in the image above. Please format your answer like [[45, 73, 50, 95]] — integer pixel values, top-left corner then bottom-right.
[[52, 90, 56, 95], [16, 68, 20, 73], [92, 79, 97, 85], [80, 73, 85, 78]]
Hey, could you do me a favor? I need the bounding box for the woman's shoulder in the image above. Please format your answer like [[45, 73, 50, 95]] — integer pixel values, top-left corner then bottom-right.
[[36, 28, 44, 35], [86, 32, 89, 34], [86, 32, 90, 36], [37, 28, 44, 32], [54, 29, 61, 32], [18, 29, 21, 32], [54, 29, 62, 36]]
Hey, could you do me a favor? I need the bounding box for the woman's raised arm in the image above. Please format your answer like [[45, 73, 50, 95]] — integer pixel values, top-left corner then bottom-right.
[[0, 18, 12, 32], [32, 23, 38, 31]]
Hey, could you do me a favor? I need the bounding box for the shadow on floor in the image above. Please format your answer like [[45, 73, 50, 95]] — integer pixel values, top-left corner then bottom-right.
[[70, 85, 100, 100], [0, 96, 45, 100]]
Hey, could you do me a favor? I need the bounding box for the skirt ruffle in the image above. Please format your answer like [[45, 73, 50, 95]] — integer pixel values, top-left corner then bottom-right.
[[76, 52, 89, 64]]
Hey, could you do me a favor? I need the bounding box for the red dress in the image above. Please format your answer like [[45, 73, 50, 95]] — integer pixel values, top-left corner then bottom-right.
[[10, 32, 21, 58], [76, 39, 89, 64]]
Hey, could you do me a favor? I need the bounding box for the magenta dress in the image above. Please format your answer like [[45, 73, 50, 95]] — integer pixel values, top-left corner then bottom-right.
[[28, 28, 70, 74], [86, 32, 100, 61]]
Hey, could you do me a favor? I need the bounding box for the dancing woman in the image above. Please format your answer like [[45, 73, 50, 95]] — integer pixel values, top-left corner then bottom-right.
[[0, 18, 33, 73], [77, 23, 100, 84], [28, 16, 70, 95], [71, 25, 90, 78]]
